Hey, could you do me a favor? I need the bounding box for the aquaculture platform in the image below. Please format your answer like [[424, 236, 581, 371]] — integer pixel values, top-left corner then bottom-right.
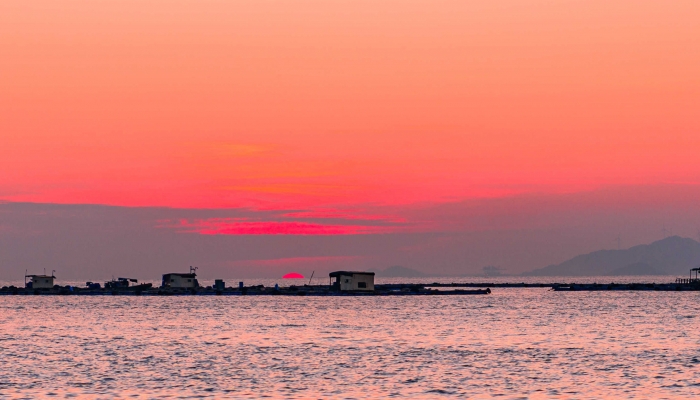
[[4, 280, 700, 296], [550, 282, 700, 291], [381, 281, 700, 291], [0, 284, 491, 296]]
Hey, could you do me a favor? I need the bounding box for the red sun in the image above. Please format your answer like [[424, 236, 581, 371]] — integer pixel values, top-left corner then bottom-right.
[[282, 272, 305, 279]]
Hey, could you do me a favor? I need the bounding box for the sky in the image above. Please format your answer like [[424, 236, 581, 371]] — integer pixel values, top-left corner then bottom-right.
[[1, 1, 699, 280]]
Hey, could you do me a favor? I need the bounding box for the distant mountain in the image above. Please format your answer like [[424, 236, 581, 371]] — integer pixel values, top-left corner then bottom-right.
[[379, 265, 426, 278], [524, 236, 700, 276], [482, 265, 505, 277], [606, 262, 665, 276]]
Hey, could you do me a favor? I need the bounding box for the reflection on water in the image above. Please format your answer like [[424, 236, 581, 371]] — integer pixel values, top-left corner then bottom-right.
[[1, 279, 699, 398]]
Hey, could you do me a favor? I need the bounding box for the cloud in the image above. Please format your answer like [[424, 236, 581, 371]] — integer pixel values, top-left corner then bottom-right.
[[163, 218, 400, 235], [3, 184, 700, 281], [224, 183, 351, 196], [280, 208, 407, 223], [230, 256, 361, 267]]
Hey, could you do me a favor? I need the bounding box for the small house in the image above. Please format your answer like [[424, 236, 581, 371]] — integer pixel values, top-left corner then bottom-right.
[[329, 271, 375, 292], [25, 274, 55, 289], [162, 267, 199, 288]]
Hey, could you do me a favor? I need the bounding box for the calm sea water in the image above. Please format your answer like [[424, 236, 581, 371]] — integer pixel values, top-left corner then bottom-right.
[[1, 276, 699, 399]]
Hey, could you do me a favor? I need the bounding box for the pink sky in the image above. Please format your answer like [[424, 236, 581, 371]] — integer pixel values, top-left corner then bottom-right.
[[1, 1, 699, 277]]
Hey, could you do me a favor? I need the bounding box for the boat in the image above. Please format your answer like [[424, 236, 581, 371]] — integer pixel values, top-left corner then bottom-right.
[[103, 277, 152, 292]]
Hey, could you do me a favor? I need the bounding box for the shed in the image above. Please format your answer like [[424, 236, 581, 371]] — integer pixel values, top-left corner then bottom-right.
[[161, 273, 199, 288], [329, 271, 375, 292], [25, 274, 55, 289], [162, 267, 199, 288]]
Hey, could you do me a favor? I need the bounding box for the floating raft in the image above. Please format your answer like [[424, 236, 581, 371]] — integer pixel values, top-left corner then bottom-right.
[[0, 284, 491, 296], [381, 282, 700, 291], [4, 281, 699, 295], [551, 282, 700, 291], [379, 282, 553, 289]]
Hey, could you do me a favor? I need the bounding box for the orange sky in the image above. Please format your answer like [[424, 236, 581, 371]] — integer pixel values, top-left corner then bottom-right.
[[2, 0, 699, 214]]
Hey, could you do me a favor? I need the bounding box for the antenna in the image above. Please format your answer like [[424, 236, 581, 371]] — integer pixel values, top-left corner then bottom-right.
[[52, 270, 56, 278], [190, 266, 198, 274]]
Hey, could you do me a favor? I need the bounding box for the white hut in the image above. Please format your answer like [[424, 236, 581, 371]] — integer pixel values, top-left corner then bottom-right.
[[329, 271, 375, 292], [161, 267, 199, 289], [25, 273, 55, 289]]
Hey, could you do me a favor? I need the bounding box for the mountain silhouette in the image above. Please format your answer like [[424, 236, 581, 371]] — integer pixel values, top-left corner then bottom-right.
[[523, 236, 700, 276], [379, 265, 426, 277]]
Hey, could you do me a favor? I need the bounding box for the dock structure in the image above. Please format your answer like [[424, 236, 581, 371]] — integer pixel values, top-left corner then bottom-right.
[[675, 267, 700, 285]]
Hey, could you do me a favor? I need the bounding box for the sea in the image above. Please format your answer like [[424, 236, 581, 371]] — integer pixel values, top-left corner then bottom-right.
[[1, 275, 699, 399]]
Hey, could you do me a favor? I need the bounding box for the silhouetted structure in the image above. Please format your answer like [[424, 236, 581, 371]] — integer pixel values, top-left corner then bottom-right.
[[105, 277, 138, 289], [329, 271, 375, 292], [676, 267, 700, 284], [162, 266, 199, 289]]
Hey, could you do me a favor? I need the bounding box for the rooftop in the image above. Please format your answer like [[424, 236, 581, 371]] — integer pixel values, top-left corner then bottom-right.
[[329, 271, 375, 277], [162, 273, 196, 277]]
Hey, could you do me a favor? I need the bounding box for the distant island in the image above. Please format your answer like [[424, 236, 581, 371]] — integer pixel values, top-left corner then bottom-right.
[[524, 236, 700, 276], [378, 265, 426, 278]]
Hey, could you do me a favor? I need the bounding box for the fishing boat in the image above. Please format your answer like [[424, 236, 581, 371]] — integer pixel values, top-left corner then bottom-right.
[[104, 277, 152, 292]]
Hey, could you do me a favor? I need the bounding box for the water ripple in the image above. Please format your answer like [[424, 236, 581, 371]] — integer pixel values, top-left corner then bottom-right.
[[0, 290, 699, 398]]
